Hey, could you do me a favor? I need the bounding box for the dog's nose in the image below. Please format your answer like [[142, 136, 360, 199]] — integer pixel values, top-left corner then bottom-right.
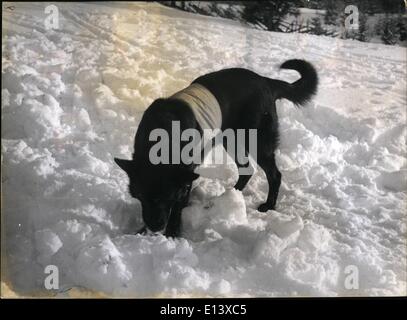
[[143, 212, 167, 232], [146, 226, 166, 235], [145, 220, 166, 233], [142, 201, 170, 233]]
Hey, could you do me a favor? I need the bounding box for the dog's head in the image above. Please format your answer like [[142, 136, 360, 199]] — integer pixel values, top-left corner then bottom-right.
[[114, 158, 199, 233]]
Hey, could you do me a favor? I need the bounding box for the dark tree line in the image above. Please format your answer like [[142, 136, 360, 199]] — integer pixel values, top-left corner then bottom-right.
[[241, 0, 302, 31], [160, 1, 407, 45]]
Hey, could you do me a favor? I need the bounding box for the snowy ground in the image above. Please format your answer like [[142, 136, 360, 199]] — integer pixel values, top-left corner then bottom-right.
[[2, 2, 406, 297]]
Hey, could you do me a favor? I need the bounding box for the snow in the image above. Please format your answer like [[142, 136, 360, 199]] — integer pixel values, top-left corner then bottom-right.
[[2, 2, 406, 297]]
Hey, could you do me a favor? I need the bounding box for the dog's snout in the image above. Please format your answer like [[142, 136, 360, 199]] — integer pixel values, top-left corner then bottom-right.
[[145, 217, 166, 232], [142, 203, 169, 233]]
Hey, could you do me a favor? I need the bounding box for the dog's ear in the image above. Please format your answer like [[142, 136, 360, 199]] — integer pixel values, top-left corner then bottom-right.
[[190, 172, 200, 181], [183, 170, 200, 182], [176, 168, 199, 183], [114, 158, 133, 173]]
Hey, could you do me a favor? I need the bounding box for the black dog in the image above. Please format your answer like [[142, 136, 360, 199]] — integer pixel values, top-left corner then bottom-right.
[[115, 59, 318, 237]]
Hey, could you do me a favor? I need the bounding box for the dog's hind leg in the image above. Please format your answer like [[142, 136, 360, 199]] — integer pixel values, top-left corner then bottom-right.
[[256, 112, 281, 212], [257, 154, 281, 212]]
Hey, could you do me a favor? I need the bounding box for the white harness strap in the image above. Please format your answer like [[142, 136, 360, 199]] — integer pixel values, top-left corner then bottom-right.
[[171, 83, 222, 131]]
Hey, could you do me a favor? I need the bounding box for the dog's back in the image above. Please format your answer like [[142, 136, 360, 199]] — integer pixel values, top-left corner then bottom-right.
[[192, 60, 318, 129]]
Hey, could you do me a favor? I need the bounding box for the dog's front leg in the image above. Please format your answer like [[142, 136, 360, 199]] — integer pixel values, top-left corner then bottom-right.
[[164, 185, 192, 237], [164, 207, 182, 238]]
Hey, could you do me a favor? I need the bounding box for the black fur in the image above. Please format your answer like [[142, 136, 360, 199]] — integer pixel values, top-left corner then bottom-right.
[[115, 59, 318, 237]]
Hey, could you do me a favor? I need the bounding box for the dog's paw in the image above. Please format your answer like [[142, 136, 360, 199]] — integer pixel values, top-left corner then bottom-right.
[[164, 226, 181, 238], [164, 230, 181, 238], [135, 226, 147, 235], [258, 203, 274, 212]]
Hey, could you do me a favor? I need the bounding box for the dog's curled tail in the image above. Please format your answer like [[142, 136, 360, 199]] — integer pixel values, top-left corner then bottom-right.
[[274, 59, 318, 107]]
